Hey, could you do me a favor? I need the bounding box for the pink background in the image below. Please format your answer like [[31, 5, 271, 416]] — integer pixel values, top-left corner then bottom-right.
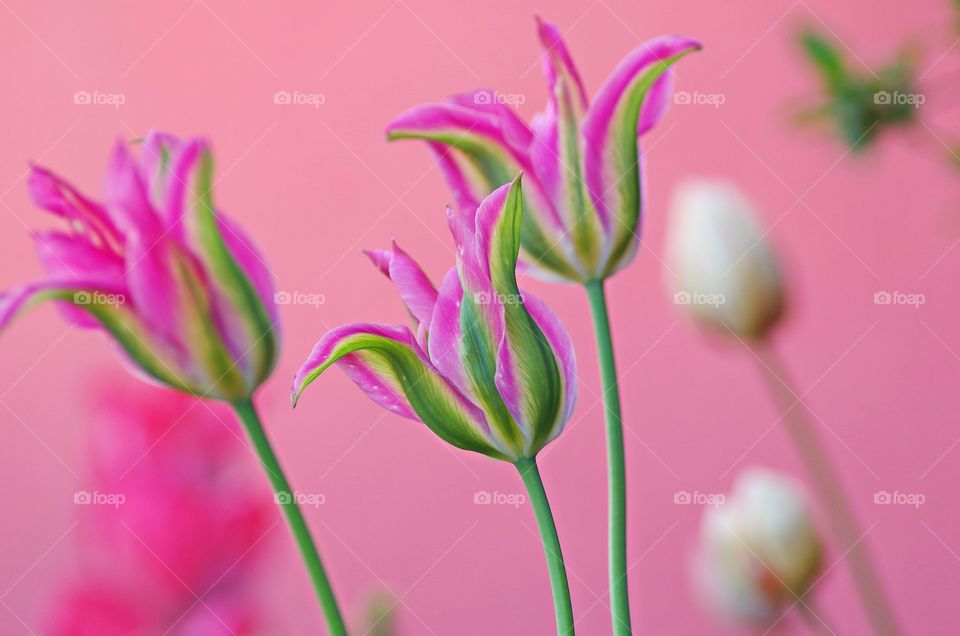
[[1, 0, 958, 633]]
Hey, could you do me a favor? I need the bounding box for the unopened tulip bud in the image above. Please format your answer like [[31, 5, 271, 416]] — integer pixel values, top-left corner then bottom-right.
[[666, 179, 785, 339], [695, 468, 823, 623]]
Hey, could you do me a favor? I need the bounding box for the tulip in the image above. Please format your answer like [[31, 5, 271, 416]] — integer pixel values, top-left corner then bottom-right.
[[668, 180, 900, 634], [665, 179, 785, 339], [293, 176, 578, 635], [44, 384, 272, 636], [695, 468, 822, 623], [386, 19, 700, 631], [0, 132, 277, 400], [0, 133, 347, 634], [387, 19, 699, 284]]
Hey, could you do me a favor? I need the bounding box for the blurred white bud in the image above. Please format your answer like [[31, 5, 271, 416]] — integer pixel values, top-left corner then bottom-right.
[[665, 179, 785, 339], [694, 468, 822, 623]]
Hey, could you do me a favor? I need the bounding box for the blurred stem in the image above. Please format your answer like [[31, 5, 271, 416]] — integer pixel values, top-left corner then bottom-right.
[[751, 345, 900, 636], [584, 279, 631, 636], [516, 457, 575, 636], [232, 399, 348, 636]]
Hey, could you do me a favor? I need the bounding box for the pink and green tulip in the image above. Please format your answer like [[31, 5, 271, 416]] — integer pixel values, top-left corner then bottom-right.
[[0, 133, 347, 635], [293, 175, 576, 462], [293, 176, 578, 634], [386, 18, 701, 283], [387, 19, 701, 634], [0, 132, 277, 401]]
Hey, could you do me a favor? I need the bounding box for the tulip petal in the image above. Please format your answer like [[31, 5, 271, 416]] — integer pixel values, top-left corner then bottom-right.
[[103, 141, 164, 238], [529, 19, 605, 279], [475, 177, 565, 452], [426, 267, 472, 397], [34, 230, 125, 328], [139, 132, 203, 236], [364, 242, 438, 330], [292, 323, 507, 459], [521, 291, 577, 444], [535, 17, 589, 112], [184, 150, 278, 387], [387, 101, 579, 280], [0, 280, 189, 392], [581, 36, 701, 276], [28, 166, 121, 251]]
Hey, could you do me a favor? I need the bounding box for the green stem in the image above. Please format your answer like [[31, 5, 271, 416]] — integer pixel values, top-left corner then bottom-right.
[[516, 457, 575, 636], [584, 279, 631, 636], [231, 399, 348, 636], [752, 345, 900, 636]]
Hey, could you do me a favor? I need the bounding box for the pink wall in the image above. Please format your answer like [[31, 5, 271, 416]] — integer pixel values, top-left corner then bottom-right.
[[1, 0, 958, 633]]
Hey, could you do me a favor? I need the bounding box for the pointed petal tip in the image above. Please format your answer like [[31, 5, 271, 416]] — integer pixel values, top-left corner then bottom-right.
[[364, 248, 391, 275]]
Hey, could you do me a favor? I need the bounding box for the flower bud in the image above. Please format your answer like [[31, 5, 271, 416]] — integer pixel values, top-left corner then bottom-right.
[[666, 179, 784, 339], [695, 468, 822, 622]]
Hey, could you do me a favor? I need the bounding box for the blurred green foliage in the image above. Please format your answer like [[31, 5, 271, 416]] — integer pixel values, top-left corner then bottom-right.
[[798, 29, 921, 150]]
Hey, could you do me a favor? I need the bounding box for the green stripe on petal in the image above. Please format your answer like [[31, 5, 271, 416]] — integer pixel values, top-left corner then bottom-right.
[[581, 37, 701, 279], [478, 177, 564, 455], [293, 324, 509, 460], [189, 150, 277, 388]]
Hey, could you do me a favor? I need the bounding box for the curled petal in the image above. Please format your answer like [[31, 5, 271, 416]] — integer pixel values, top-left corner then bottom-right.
[[581, 36, 701, 275], [364, 242, 438, 329], [292, 323, 508, 459], [0, 280, 189, 392], [28, 166, 121, 251]]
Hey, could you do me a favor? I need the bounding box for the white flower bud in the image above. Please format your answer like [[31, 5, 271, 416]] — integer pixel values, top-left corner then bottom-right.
[[694, 468, 822, 623], [666, 180, 785, 339]]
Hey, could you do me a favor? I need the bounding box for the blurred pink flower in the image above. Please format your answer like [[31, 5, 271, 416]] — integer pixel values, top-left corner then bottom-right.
[[43, 381, 275, 636], [0, 132, 278, 401]]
